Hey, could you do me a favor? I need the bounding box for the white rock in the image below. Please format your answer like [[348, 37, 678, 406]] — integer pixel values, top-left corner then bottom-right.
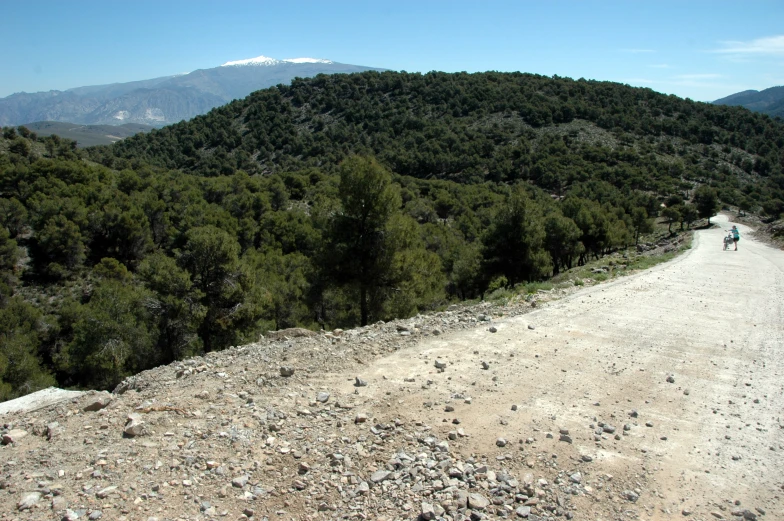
[[2, 429, 28, 445], [123, 414, 145, 437], [95, 486, 117, 499], [17, 492, 41, 510]]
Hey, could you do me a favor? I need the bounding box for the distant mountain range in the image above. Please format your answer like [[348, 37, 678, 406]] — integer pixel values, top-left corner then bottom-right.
[[713, 86, 784, 118], [0, 56, 385, 127]]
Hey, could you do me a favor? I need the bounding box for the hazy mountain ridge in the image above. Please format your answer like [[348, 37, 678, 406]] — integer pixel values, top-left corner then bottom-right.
[[713, 86, 784, 118], [0, 57, 385, 127]]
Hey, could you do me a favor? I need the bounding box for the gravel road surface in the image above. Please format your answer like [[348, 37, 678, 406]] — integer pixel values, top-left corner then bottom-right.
[[324, 214, 784, 519]]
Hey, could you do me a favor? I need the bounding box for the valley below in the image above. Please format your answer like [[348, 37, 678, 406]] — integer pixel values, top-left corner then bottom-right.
[[1, 213, 782, 521]]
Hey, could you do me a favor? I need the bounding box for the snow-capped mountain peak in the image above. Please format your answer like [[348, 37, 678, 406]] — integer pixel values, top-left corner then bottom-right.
[[221, 55, 333, 67], [283, 58, 333, 64], [221, 55, 281, 67]]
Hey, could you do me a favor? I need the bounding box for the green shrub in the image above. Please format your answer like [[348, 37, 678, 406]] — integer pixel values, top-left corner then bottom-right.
[[486, 275, 508, 294]]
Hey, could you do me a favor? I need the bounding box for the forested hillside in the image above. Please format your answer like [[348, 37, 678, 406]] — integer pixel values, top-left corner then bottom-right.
[[1, 71, 783, 401], [91, 71, 784, 212]]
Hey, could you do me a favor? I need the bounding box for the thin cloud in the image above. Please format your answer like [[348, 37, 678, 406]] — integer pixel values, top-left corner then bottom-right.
[[674, 73, 723, 80], [667, 77, 748, 94], [714, 35, 784, 55]]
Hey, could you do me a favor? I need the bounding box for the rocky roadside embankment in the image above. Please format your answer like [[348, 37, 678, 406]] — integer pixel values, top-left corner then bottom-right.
[[1, 291, 617, 521]]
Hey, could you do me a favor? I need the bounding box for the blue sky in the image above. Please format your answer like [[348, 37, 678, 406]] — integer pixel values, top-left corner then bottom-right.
[[1, 0, 783, 101]]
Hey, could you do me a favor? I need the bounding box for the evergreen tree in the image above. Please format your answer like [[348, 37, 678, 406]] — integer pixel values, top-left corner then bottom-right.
[[662, 207, 681, 234], [544, 213, 583, 275], [138, 253, 206, 362], [693, 186, 720, 224], [482, 187, 552, 286], [62, 280, 158, 390], [324, 156, 402, 326], [179, 225, 263, 351], [631, 208, 654, 245], [0, 297, 55, 401]]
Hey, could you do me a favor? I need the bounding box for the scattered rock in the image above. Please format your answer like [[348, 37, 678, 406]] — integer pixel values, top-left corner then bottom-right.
[[2, 429, 27, 445], [267, 327, 316, 340], [95, 486, 117, 499], [468, 492, 490, 510], [421, 502, 436, 520], [232, 475, 249, 488], [46, 421, 61, 440], [370, 470, 391, 483], [82, 392, 113, 412], [279, 366, 295, 377], [17, 492, 41, 510], [123, 414, 145, 437], [52, 496, 66, 510]]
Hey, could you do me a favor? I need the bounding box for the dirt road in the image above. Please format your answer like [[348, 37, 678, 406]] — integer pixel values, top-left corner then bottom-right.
[[321, 214, 784, 519]]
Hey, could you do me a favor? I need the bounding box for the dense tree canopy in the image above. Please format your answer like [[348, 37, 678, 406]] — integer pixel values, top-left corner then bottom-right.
[[89, 71, 784, 213]]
